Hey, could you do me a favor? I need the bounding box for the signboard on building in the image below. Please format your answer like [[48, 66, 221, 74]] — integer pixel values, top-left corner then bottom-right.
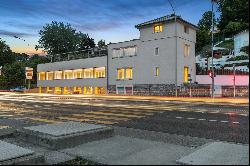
[[25, 67, 33, 80]]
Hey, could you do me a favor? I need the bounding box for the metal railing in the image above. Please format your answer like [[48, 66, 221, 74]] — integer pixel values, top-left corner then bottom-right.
[[48, 47, 108, 63]]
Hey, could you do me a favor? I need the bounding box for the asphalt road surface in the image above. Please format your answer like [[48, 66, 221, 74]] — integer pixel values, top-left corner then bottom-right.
[[0, 93, 249, 144]]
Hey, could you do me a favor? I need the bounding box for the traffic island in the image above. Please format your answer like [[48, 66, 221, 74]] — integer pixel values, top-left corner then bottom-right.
[[0, 140, 44, 165], [16, 122, 114, 150]]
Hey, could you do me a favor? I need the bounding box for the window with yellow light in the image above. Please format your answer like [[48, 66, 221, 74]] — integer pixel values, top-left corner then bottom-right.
[[153, 24, 163, 33]]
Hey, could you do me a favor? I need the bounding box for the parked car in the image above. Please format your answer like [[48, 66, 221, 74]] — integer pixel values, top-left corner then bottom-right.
[[10, 87, 26, 92]]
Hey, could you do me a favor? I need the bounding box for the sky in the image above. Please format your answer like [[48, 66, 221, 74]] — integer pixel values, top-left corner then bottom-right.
[[0, 0, 216, 55]]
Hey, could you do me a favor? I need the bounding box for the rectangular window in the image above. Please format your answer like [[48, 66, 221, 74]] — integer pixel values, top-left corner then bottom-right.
[[113, 48, 124, 58], [94, 67, 106, 78], [124, 46, 137, 57], [54, 71, 63, 80], [153, 24, 163, 33], [46, 72, 54, 80], [184, 67, 189, 83], [38, 72, 46, 80], [155, 47, 159, 56], [155, 67, 159, 77], [184, 44, 190, 57], [84, 87, 93, 95], [126, 68, 133, 80], [83, 68, 94, 78], [64, 70, 73, 79], [184, 25, 189, 34], [73, 69, 83, 79], [117, 68, 125, 80]]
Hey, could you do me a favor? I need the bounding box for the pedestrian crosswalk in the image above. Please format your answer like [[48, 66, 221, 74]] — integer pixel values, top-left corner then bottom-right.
[[0, 93, 249, 127]]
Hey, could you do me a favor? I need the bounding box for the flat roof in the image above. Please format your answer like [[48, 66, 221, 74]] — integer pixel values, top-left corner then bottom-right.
[[135, 15, 199, 30]]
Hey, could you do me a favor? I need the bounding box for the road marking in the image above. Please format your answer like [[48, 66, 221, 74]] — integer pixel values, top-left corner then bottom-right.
[[176, 117, 183, 119], [221, 121, 228, 123], [233, 122, 240, 124], [198, 119, 206, 121], [210, 111, 220, 114], [209, 120, 217, 122], [85, 111, 145, 118], [73, 114, 129, 121], [187, 118, 195, 120]]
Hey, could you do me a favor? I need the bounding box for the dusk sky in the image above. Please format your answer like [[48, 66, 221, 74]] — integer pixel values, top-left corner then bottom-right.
[[0, 0, 216, 55]]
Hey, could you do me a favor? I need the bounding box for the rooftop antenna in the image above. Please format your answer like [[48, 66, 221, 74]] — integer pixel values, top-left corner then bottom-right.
[[167, 0, 176, 16]]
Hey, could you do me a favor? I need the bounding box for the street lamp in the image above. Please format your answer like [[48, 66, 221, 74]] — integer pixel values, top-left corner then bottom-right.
[[211, 0, 217, 98]]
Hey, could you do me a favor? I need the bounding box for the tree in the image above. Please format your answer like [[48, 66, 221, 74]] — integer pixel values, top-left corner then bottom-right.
[[217, 0, 249, 37], [197, 11, 216, 31], [241, 45, 249, 55], [0, 39, 15, 66], [36, 21, 95, 55], [0, 62, 25, 89], [196, 11, 215, 54], [97, 40, 107, 48]]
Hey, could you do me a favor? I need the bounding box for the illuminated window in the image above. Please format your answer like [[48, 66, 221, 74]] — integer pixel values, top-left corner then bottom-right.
[[84, 87, 93, 95], [126, 68, 133, 80], [64, 70, 73, 79], [184, 67, 189, 83], [46, 87, 53, 93], [95, 87, 106, 95], [153, 24, 163, 33], [95, 67, 106, 78], [184, 25, 189, 34], [73, 69, 83, 79], [38, 72, 46, 80], [54, 87, 62, 94], [46, 72, 54, 80], [155, 47, 159, 56], [83, 68, 94, 78], [155, 67, 159, 77], [117, 68, 125, 80], [63, 87, 71, 95], [184, 44, 190, 57], [54, 71, 63, 80], [73, 87, 82, 94]]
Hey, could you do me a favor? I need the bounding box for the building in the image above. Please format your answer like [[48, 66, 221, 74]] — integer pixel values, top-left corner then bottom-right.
[[37, 15, 198, 95], [234, 30, 249, 56]]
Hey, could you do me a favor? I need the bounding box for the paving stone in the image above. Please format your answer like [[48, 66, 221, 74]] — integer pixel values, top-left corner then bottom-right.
[[24, 122, 107, 137], [177, 142, 249, 165], [0, 140, 34, 162]]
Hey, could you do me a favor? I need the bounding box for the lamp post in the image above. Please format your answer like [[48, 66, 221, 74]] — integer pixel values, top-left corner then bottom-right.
[[211, 0, 216, 98]]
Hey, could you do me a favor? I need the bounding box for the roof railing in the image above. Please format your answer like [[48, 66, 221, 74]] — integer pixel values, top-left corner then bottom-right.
[[48, 47, 108, 63]]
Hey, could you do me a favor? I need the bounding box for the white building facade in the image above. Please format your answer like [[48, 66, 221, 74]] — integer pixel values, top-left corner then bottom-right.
[[37, 15, 198, 96]]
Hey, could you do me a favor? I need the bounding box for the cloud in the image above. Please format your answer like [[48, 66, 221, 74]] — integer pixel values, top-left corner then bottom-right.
[[0, 30, 35, 38]]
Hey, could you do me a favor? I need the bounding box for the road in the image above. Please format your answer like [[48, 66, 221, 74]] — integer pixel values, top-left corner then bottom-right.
[[0, 93, 249, 144]]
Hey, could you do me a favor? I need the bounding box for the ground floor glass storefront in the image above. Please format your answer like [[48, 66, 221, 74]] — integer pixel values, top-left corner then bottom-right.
[[39, 86, 106, 95]]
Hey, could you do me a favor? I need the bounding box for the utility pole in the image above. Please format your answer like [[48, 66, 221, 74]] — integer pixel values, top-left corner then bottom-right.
[[211, 0, 216, 98], [167, 0, 178, 97]]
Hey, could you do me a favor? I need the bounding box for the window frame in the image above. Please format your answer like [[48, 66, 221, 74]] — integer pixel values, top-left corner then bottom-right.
[[153, 24, 163, 33]]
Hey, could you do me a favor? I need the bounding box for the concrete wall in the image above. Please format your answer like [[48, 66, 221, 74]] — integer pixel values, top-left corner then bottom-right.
[[196, 75, 249, 86], [37, 56, 107, 88]]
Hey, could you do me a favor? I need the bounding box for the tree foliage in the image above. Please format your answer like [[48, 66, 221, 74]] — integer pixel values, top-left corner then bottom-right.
[[36, 21, 96, 55], [97, 40, 107, 48], [0, 39, 15, 66], [197, 11, 216, 31], [217, 0, 249, 37]]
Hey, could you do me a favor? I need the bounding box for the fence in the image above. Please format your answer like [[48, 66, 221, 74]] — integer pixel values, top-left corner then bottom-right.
[[197, 69, 249, 75]]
